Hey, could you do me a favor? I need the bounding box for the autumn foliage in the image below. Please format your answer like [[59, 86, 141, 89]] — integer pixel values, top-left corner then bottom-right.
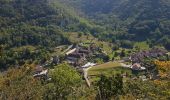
[[154, 60, 170, 77]]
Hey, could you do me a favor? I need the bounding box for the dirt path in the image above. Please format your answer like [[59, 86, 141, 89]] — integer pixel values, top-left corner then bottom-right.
[[83, 67, 92, 87], [83, 61, 129, 87]]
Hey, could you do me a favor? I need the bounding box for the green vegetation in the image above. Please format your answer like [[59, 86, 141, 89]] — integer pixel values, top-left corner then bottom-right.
[[0, 0, 170, 99], [89, 67, 131, 78], [0, 65, 44, 99], [0, 0, 94, 69], [96, 74, 124, 100], [89, 62, 121, 72], [0, 64, 91, 100], [61, 0, 170, 50], [45, 64, 82, 99], [63, 32, 114, 55], [134, 42, 150, 50], [88, 62, 131, 83]]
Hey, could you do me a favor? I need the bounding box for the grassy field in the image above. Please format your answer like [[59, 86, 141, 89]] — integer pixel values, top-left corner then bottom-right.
[[88, 62, 132, 82], [88, 62, 132, 76], [89, 62, 121, 71], [134, 41, 150, 50]]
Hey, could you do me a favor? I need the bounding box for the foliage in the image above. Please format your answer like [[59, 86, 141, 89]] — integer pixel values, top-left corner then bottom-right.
[[44, 64, 82, 99], [0, 0, 89, 69], [0, 65, 44, 100], [96, 74, 123, 100], [0, 0, 170, 99], [124, 79, 170, 100], [60, 0, 170, 49], [0, 46, 50, 69], [154, 60, 170, 78], [120, 40, 134, 49]]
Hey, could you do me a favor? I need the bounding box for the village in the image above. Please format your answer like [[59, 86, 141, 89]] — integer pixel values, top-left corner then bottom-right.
[[33, 43, 169, 86]]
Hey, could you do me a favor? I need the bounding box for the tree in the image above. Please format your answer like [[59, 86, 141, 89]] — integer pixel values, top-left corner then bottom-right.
[[78, 32, 83, 38], [120, 49, 126, 57], [121, 40, 134, 49], [0, 66, 44, 100], [44, 64, 82, 99], [114, 52, 119, 57], [165, 41, 170, 50], [124, 79, 170, 100], [96, 74, 123, 100]]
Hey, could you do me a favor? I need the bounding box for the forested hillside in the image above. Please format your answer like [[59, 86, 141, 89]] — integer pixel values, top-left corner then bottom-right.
[[60, 0, 170, 49], [0, 0, 93, 48], [0, 0, 94, 69], [0, 0, 170, 99], [1, 0, 170, 69]]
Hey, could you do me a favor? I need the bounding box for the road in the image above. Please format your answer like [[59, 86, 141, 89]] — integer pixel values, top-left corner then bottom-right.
[[82, 61, 132, 87], [83, 67, 92, 87], [83, 61, 119, 87]]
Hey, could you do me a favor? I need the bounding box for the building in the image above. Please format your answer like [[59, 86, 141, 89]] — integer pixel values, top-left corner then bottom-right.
[[66, 48, 77, 55], [67, 53, 86, 66], [81, 62, 96, 68], [131, 63, 146, 71], [130, 48, 168, 63], [66, 45, 92, 67], [33, 65, 48, 79]]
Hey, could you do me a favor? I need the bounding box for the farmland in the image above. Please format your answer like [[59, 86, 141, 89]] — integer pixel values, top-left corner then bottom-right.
[[87, 62, 132, 82]]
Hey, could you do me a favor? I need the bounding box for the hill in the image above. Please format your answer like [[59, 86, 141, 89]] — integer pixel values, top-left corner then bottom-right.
[[60, 0, 170, 49], [0, 0, 94, 69], [0, 1, 170, 99], [1, 0, 170, 69]]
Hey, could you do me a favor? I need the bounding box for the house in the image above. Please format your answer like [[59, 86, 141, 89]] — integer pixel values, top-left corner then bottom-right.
[[66, 48, 77, 55], [66, 45, 93, 67], [131, 63, 146, 71], [122, 57, 131, 62], [130, 48, 168, 63], [81, 62, 96, 68], [139, 75, 147, 81], [33, 66, 48, 79], [33, 70, 48, 77], [67, 53, 86, 66]]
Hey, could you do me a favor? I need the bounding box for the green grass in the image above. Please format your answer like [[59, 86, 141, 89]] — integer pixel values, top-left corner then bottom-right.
[[88, 62, 131, 76], [88, 67, 132, 82], [88, 62, 147, 83], [87, 62, 133, 82], [89, 66, 131, 76], [134, 41, 149, 50], [89, 62, 121, 71]]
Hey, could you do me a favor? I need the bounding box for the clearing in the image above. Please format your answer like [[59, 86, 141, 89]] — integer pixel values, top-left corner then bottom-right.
[[87, 62, 132, 82]]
